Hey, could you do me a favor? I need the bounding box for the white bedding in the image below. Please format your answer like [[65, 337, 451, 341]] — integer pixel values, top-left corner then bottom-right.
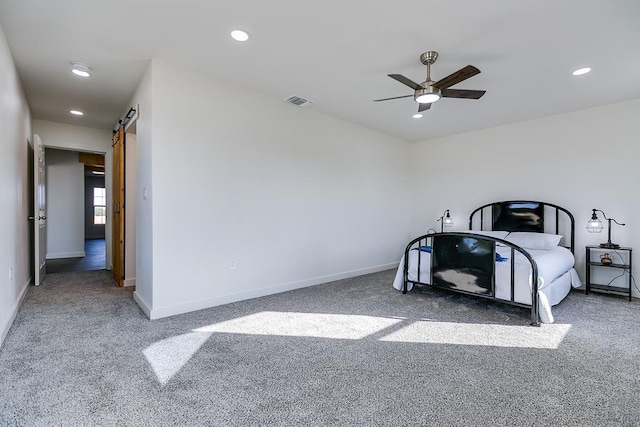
[[392, 244, 582, 323]]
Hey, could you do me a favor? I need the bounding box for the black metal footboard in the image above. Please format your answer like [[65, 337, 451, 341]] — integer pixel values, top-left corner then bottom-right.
[[402, 232, 540, 326]]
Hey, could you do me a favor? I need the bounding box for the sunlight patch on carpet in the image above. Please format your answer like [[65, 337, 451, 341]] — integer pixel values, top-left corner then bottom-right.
[[379, 320, 571, 349], [143, 313, 570, 385], [194, 311, 403, 339], [143, 331, 212, 385]]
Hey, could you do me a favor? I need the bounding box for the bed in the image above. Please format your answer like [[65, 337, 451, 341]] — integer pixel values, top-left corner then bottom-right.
[[392, 201, 582, 325]]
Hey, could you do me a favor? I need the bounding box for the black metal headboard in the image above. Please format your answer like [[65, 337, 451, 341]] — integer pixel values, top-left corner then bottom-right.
[[468, 201, 575, 253]]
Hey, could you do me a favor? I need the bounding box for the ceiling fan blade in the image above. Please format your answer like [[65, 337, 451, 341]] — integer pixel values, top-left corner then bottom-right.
[[373, 94, 414, 102], [441, 88, 486, 99], [418, 103, 431, 112], [433, 65, 480, 89], [388, 74, 422, 90]]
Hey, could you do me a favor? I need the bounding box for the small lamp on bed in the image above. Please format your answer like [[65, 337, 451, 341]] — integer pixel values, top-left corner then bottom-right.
[[437, 209, 454, 232], [586, 208, 625, 249]]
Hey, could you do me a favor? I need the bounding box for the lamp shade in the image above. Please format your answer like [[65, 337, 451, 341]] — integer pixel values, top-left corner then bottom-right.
[[443, 212, 453, 227], [586, 210, 604, 233]]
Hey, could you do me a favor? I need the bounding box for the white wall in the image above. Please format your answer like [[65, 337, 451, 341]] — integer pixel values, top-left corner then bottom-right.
[[0, 24, 32, 346], [129, 65, 153, 313], [32, 120, 113, 265], [44, 148, 85, 259], [411, 99, 640, 296], [133, 60, 413, 319], [33, 120, 113, 153]]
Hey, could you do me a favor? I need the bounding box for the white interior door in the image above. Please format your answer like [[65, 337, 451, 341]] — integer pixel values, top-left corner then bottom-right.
[[33, 134, 46, 285]]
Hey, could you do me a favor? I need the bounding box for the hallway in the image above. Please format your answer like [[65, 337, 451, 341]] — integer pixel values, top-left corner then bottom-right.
[[46, 239, 106, 274]]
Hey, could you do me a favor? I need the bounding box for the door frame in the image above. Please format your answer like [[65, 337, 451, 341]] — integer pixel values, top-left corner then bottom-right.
[[29, 136, 113, 281]]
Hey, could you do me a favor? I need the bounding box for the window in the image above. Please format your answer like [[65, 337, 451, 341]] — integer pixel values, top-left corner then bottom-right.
[[93, 187, 106, 225]]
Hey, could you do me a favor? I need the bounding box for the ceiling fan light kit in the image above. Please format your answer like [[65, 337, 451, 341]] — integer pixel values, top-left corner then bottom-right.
[[374, 50, 486, 114], [414, 88, 440, 104]]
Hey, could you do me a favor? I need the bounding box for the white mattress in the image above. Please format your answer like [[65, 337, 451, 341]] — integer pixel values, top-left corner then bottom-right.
[[392, 245, 581, 323]]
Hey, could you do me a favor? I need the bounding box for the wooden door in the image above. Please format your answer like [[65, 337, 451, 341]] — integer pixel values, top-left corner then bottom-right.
[[112, 127, 125, 286], [33, 134, 47, 285]]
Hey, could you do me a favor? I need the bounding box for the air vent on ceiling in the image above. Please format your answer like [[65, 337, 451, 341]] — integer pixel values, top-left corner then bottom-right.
[[283, 95, 314, 108]]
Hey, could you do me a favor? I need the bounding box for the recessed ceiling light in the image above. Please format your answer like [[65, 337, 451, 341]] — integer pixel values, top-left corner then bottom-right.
[[71, 62, 92, 77], [70, 110, 84, 116], [231, 29, 250, 42], [572, 67, 591, 76], [412, 113, 423, 119]]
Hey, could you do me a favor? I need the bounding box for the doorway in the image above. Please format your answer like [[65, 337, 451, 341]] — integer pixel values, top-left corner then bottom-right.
[[29, 113, 137, 286], [44, 148, 107, 274]]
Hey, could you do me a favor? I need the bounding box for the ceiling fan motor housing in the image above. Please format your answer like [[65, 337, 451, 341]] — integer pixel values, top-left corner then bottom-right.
[[420, 51, 438, 65]]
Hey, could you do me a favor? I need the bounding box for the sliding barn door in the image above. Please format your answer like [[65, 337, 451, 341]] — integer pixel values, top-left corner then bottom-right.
[[112, 127, 125, 286]]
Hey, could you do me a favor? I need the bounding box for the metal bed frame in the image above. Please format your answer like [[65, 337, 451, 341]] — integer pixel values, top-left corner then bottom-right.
[[401, 201, 575, 326]]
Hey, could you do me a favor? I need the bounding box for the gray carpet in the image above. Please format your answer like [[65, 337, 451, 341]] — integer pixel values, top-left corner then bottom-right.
[[1, 269, 638, 426]]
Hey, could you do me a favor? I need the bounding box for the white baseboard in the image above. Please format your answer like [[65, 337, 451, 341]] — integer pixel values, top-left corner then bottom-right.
[[145, 262, 398, 320], [46, 251, 85, 259], [123, 278, 136, 287], [133, 291, 152, 318], [0, 279, 30, 348]]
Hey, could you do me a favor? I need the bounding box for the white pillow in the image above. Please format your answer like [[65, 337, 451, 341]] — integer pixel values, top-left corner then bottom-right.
[[505, 232, 563, 250], [459, 230, 509, 239]]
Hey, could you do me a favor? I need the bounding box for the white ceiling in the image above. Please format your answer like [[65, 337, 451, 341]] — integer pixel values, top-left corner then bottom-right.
[[1, 0, 639, 142]]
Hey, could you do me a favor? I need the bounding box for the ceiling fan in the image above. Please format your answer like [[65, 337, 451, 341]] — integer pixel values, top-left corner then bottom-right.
[[374, 51, 486, 113]]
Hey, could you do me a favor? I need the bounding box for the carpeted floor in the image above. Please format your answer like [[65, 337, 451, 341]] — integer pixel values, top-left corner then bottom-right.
[[0, 269, 638, 426]]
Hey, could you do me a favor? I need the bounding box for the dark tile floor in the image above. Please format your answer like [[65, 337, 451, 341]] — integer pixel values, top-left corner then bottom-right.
[[46, 239, 106, 274]]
